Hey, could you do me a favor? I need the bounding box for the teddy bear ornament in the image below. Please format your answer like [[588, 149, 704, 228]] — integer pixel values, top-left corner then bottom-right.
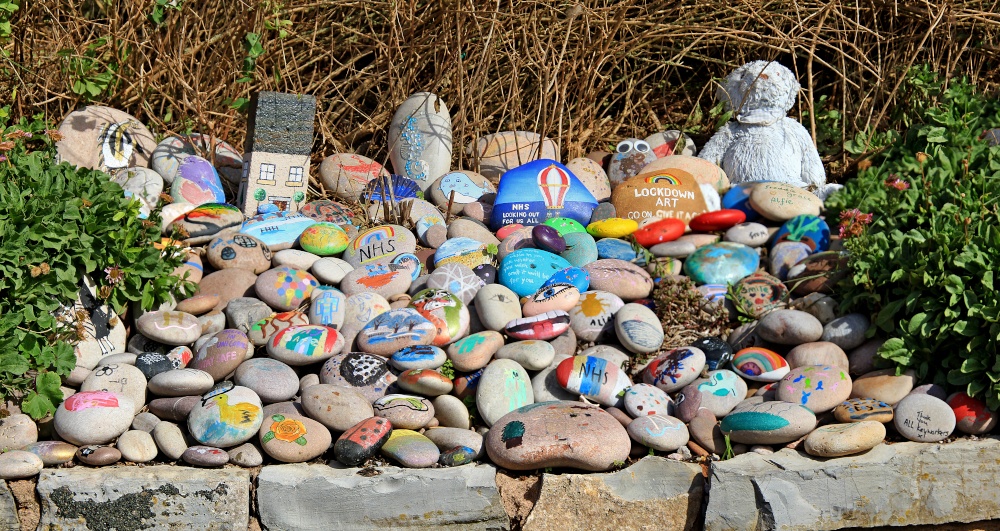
[[698, 60, 841, 200]]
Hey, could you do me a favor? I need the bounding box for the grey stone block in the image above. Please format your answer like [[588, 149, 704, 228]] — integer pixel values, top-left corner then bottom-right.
[[705, 438, 1000, 530], [37, 465, 249, 530], [257, 463, 507, 530], [0, 481, 18, 531], [523, 456, 704, 531]]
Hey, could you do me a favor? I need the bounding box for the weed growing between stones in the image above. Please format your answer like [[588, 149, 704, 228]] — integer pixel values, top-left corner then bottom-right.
[[651, 276, 731, 358]]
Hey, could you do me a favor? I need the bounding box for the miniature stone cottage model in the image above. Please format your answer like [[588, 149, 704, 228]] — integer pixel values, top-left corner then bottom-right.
[[237, 91, 317, 216]]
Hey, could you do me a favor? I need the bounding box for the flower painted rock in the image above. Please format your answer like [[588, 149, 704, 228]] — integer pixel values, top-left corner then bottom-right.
[[388, 92, 452, 191], [334, 416, 393, 466], [614, 303, 664, 354], [485, 401, 630, 471], [568, 291, 624, 342], [299, 222, 350, 256], [136, 311, 201, 346], [731, 347, 790, 382], [319, 153, 388, 202], [259, 412, 331, 463], [170, 155, 225, 206], [610, 170, 709, 224], [683, 242, 759, 286], [189, 329, 250, 381], [555, 356, 632, 407], [833, 398, 894, 424], [721, 401, 817, 444], [54, 391, 134, 446], [319, 352, 397, 403], [255, 267, 319, 312], [187, 383, 263, 447], [641, 347, 706, 393], [468, 131, 560, 180], [776, 365, 852, 413], [773, 214, 830, 252], [240, 210, 317, 251], [627, 414, 689, 451], [504, 311, 571, 341], [490, 159, 598, 231], [408, 289, 470, 346], [342, 224, 416, 268], [268, 324, 344, 365], [477, 359, 534, 426]]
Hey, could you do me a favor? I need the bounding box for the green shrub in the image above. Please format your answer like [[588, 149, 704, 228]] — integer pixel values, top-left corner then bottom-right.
[[826, 69, 1000, 407], [0, 108, 192, 418]]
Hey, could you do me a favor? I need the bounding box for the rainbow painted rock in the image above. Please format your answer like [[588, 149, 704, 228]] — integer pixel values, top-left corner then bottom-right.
[[555, 356, 632, 407], [689, 209, 747, 232], [334, 416, 393, 466], [255, 266, 319, 311], [731, 347, 790, 382], [240, 210, 317, 250], [632, 218, 686, 248], [490, 159, 598, 231], [641, 347, 707, 393], [267, 324, 344, 366], [610, 169, 709, 224], [504, 311, 571, 341], [299, 222, 350, 256], [167, 203, 244, 244], [342, 224, 416, 268], [776, 365, 852, 413], [683, 242, 759, 286]]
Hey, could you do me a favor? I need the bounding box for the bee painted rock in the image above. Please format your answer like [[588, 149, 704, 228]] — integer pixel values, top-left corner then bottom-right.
[[56, 106, 157, 173]]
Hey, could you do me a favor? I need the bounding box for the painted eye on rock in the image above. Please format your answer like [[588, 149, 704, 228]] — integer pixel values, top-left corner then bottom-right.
[[634, 141, 651, 153], [534, 284, 573, 302], [616, 140, 634, 153]]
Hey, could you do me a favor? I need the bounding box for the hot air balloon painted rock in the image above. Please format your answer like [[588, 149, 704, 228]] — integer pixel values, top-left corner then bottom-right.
[[388, 92, 453, 192], [489, 159, 598, 231], [611, 169, 709, 224]]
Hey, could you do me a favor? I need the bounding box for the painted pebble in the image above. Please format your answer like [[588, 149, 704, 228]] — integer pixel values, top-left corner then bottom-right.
[[53, 391, 134, 446], [299, 222, 350, 256], [396, 369, 454, 397], [632, 218, 685, 248], [381, 429, 440, 468], [642, 347, 707, 393], [205, 234, 272, 274], [556, 356, 632, 407], [683, 242, 759, 286], [691, 370, 748, 418], [187, 383, 263, 447], [504, 311, 571, 341], [627, 414, 689, 451], [691, 336, 733, 371], [255, 267, 319, 312], [731, 347, 790, 382], [300, 384, 374, 432], [356, 309, 436, 356], [267, 325, 344, 366], [189, 329, 250, 381], [568, 291, 624, 343], [136, 311, 201, 346], [447, 331, 504, 372], [250, 311, 311, 347], [775, 365, 853, 413], [182, 445, 229, 467], [614, 303, 664, 354], [259, 413, 332, 463], [947, 392, 999, 435], [893, 393, 956, 442], [832, 398, 894, 424], [334, 417, 393, 466], [720, 401, 817, 445], [319, 352, 397, 403], [476, 359, 534, 426], [373, 394, 436, 430], [623, 384, 674, 418], [689, 209, 747, 232], [390, 345, 447, 371]]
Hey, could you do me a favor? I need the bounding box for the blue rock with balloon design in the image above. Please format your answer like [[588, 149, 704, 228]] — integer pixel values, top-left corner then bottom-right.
[[489, 159, 598, 231]]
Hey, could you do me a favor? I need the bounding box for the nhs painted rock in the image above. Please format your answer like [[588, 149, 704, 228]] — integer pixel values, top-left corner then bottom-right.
[[555, 356, 632, 407], [388, 92, 452, 192], [489, 159, 598, 231]]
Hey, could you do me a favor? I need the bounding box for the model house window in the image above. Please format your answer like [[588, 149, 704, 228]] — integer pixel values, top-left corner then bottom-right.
[[242, 160, 249, 179], [288, 166, 304, 185], [259, 163, 275, 181]]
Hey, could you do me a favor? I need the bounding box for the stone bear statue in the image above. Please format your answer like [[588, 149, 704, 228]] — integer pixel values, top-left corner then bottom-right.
[[698, 60, 840, 199]]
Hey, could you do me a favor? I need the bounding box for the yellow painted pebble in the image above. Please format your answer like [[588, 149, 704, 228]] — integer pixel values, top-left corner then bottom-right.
[[299, 222, 350, 256], [587, 218, 639, 239]]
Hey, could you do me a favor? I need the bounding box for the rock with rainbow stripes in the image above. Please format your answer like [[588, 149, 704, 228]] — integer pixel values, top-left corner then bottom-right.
[[341, 224, 416, 268], [610, 169, 709, 224], [555, 355, 633, 407], [731, 347, 791, 382]]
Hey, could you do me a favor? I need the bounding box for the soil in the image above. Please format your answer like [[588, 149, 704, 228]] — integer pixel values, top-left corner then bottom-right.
[[495, 470, 542, 531], [8, 479, 39, 531]]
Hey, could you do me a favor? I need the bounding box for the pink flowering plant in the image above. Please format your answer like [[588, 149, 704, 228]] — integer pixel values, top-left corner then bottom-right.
[[825, 69, 1000, 407]]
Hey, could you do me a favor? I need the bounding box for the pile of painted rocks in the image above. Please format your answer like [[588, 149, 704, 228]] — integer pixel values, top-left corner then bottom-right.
[[0, 97, 992, 480]]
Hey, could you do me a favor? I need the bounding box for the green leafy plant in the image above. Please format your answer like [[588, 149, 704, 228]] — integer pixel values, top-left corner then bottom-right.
[[57, 37, 129, 100], [0, 109, 193, 418], [148, 0, 183, 27], [826, 69, 1000, 407], [0, 0, 17, 43]]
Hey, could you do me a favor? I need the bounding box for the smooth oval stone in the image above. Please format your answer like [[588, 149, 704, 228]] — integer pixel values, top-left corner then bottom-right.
[[757, 309, 823, 345], [0, 450, 43, 479], [117, 430, 158, 463], [627, 414, 689, 451], [299, 222, 350, 256], [433, 236, 491, 268], [496, 340, 555, 371], [721, 401, 817, 445], [311, 257, 355, 285], [319, 153, 387, 202], [166, 203, 243, 245], [532, 225, 566, 254], [76, 445, 122, 467], [689, 209, 747, 232], [504, 311, 571, 341], [787, 251, 850, 295], [947, 392, 999, 435], [583, 259, 653, 301], [227, 442, 264, 467], [691, 336, 733, 371], [804, 421, 886, 457], [499, 248, 572, 298], [396, 369, 454, 396], [319, 352, 397, 403], [721, 182, 762, 220], [250, 311, 310, 346], [769, 241, 811, 280], [373, 394, 435, 430], [522, 283, 581, 318], [649, 241, 696, 258], [54, 391, 134, 446], [587, 218, 638, 239], [731, 273, 787, 319], [426, 263, 485, 306], [299, 199, 356, 225], [407, 289, 471, 346], [560, 232, 599, 268], [148, 368, 216, 398], [775, 365, 852, 413], [432, 395, 471, 429], [785, 342, 849, 370], [447, 331, 503, 372], [267, 324, 344, 366], [170, 154, 224, 205], [334, 416, 393, 466], [381, 429, 440, 468], [477, 359, 534, 426], [390, 345, 447, 371], [595, 240, 640, 263], [624, 384, 674, 418], [147, 396, 200, 423], [23, 441, 77, 466], [430, 170, 495, 213], [568, 291, 624, 343], [724, 222, 770, 247], [642, 347, 707, 393], [773, 214, 830, 252], [850, 369, 915, 405], [300, 384, 374, 432], [175, 294, 222, 316], [181, 445, 229, 467], [340, 262, 413, 299], [820, 313, 870, 351], [239, 211, 317, 251], [187, 384, 263, 447], [486, 401, 630, 471], [190, 329, 250, 381], [234, 358, 299, 403], [893, 393, 956, 442], [555, 356, 632, 407], [356, 309, 435, 356], [151, 421, 188, 460], [692, 370, 748, 418], [255, 266, 319, 311], [748, 182, 823, 221], [136, 311, 201, 346], [206, 234, 272, 274], [388, 92, 451, 190], [474, 285, 522, 332], [308, 290, 347, 330], [731, 347, 790, 382], [833, 398, 894, 423], [274, 248, 323, 271], [793, 293, 839, 325], [632, 218, 685, 247], [614, 303, 664, 354], [683, 242, 759, 286], [81, 363, 147, 415], [259, 412, 332, 463]]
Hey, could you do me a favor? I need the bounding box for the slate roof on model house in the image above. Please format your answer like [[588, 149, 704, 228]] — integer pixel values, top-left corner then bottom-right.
[[245, 92, 316, 155]]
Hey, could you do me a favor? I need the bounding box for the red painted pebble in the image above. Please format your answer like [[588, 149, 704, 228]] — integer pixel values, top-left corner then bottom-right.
[[689, 209, 747, 232], [334, 416, 393, 466], [496, 224, 524, 240], [632, 218, 686, 248]]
